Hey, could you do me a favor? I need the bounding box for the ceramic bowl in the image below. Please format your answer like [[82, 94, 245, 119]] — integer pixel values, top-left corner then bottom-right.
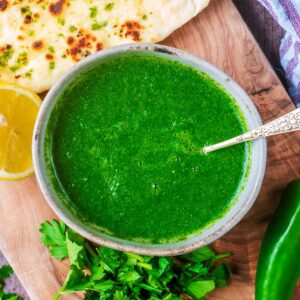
[[33, 43, 267, 256]]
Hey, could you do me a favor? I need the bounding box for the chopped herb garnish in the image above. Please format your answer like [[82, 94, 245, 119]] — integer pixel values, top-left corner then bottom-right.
[[69, 25, 78, 32], [29, 30, 35, 36], [91, 20, 108, 30], [16, 51, 28, 66], [40, 219, 232, 300], [9, 65, 20, 72], [0, 46, 14, 67], [49, 61, 55, 70], [58, 18, 65, 26], [20, 5, 31, 16], [89, 6, 98, 18], [25, 71, 32, 78], [105, 3, 114, 11], [48, 46, 55, 54], [142, 14, 147, 20]]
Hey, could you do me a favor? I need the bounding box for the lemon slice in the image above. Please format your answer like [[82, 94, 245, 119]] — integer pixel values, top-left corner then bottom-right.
[[0, 82, 42, 181]]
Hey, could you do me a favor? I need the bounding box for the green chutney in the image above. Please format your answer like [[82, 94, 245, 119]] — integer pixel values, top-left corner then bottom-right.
[[45, 53, 249, 243]]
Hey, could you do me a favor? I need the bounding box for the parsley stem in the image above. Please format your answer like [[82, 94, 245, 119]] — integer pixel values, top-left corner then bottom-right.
[[84, 242, 98, 259], [137, 262, 153, 270], [52, 285, 64, 300], [208, 252, 232, 269], [124, 252, 144, 262], [214, 252, 232, 260]]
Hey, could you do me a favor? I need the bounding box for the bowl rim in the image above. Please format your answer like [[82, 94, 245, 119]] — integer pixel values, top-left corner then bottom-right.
[[33, 43, 267, 256]]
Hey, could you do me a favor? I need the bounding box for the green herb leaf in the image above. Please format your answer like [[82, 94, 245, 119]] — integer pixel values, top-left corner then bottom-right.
[[97, 247, 121, 274], [89, 265, 105, 281], [48, 46, 55, 54], [40, 220, 232, 300], [182, 246, 215, 263], [69, 25, 77, 32], [187, 263, 209, 275], [66, 233, 84, 268], [0, 46, 14, 67], [0, 292, 22, 300], [89, 6, 97, 18], [117, 267, 142, 285], [211, 263, 231, 287], [0, 265, 13, 280], [113, 290, 130, 300], [92, 280, 115, 293], [186, 280, 216, 299], [91, 21, 108, 30], [39, 220, 67, 260], [49, 61, 55, 70], [105, 3, 114, 11], [57, 18, 65, 25]]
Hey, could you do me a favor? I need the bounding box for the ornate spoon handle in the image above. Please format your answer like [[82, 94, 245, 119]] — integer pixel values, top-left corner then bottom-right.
[[203, 108, 300, 154]]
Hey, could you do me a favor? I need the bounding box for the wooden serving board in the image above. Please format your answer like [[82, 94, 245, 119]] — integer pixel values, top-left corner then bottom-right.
[[1, 0, 300, 299]]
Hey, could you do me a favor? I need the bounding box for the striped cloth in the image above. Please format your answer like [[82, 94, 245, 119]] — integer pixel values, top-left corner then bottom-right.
[[258, 0, 300, 107]]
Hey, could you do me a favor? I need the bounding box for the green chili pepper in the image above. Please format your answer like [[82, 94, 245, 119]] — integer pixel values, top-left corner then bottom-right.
[[255, 180, 300, 300]]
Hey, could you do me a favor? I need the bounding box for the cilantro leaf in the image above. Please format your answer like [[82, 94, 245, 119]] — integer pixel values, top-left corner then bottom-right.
[[97, 247, 121, 274], [211, 263, 231, 287], [89, 265, 105, 281], [117, 267, 142, 285], [39, 220, 68, 260], [186, 263, 209, 275], [182, 246, 215, 263], [92, 280, 115, 293], [105, 3, 114, 11], [40, 220, 232, 300], [158, 257, 172, 275], [66, 232, 84, 268], [53, 266, 92, 299], [186, 280, 216, 299], [113, 290, 129, 300]]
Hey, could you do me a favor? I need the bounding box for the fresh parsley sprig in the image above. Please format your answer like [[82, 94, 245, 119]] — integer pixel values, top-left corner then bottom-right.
[[40, 220, 232, 300]]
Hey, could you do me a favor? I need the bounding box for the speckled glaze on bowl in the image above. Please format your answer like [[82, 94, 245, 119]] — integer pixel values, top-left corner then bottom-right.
[[33, 43, 267, 256]]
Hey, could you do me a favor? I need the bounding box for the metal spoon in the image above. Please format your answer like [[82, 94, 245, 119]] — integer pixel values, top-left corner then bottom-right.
[[203, 108, 300, 154]]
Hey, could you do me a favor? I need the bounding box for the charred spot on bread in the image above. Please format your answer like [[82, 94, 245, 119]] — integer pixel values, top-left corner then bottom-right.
[[0, 0, 8, 12], [45, 53, 54, 60], [32, 40, 44, 50], [120, 21, 143, 42], [24, 15, 32, 24], [49, 0, 65, 15]]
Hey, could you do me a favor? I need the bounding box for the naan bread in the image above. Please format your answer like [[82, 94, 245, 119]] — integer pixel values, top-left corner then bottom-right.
[[0, 0, 209, 93]]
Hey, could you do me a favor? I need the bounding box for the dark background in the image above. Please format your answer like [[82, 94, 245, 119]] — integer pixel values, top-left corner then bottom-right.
[[0, 1, 287, 298]]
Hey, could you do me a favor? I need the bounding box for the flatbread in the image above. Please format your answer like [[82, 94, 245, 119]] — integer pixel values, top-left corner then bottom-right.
[[0, 0, 210, 93]]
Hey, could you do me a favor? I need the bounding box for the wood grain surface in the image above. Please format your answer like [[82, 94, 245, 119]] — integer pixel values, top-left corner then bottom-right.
[[1, 0, 299, 299]]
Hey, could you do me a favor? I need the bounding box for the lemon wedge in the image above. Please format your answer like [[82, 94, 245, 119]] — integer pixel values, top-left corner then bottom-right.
[[0, 82, 41, 180]]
